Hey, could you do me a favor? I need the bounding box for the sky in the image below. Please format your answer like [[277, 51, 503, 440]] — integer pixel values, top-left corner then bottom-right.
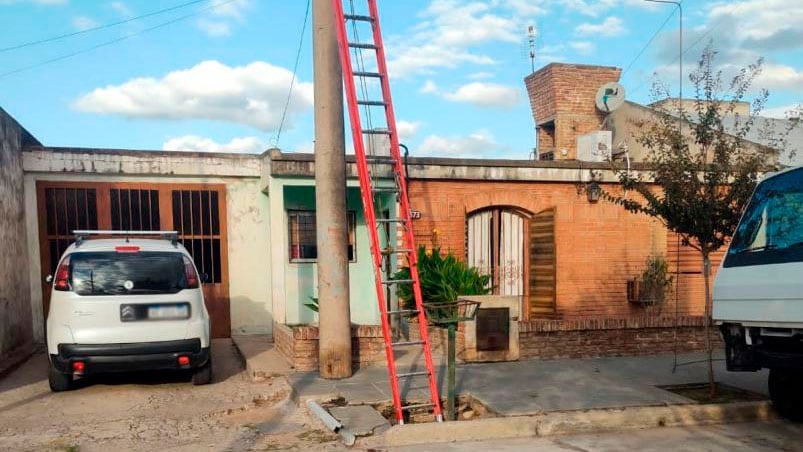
[[0, 0, 801, 159]]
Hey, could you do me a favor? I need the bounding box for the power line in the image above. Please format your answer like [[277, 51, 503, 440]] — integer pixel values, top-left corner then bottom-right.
[[621, 8, 677, 77], [0, 0, 238, 79], [274, 0, 311, 147], [0, 0, 209, 53]]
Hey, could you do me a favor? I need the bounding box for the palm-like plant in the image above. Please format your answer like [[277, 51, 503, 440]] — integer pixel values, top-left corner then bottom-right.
[[393, 246, 491, 325]]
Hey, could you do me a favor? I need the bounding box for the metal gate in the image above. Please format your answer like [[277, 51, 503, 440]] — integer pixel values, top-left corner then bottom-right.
[[36, 182, 231, 337]]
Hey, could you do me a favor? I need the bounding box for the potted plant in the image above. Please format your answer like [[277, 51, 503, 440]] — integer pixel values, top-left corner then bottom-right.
[[628, 256, 673, 312]]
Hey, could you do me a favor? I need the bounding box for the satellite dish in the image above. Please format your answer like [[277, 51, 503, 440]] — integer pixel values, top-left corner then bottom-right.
[[595, 82, 626, 113]]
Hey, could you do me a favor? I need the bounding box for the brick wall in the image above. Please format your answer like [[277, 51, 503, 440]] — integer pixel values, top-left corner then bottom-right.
[[408, 179, 716, 319], [525, 63, 622, 159], [274, 317, 721, 369], [273, 322, 389, 371], [519, 316, 723, 359]]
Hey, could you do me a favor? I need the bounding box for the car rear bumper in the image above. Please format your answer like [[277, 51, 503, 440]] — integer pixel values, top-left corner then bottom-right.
[[51, 339, 209, 374]]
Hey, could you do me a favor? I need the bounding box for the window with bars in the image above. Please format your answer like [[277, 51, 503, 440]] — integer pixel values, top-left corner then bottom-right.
[[44, 187, 98, 274], [110, 189, 160, 231], [171, 189, 223, 283], [288, 210, 356, 262]]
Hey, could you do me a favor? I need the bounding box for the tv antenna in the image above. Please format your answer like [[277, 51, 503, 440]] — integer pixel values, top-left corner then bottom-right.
[[527, 25, 536, 72]]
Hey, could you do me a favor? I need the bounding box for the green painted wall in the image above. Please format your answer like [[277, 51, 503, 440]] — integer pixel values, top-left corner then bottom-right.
[[278, 181, 394, 325]]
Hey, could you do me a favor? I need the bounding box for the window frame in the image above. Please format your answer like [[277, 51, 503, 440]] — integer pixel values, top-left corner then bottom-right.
[[287, 209, 357, 263]]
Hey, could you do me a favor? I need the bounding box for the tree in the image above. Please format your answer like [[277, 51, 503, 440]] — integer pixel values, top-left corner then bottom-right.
[[605, 46, 790, 397]]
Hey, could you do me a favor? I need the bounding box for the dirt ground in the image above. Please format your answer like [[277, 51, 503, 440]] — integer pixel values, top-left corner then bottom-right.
[[0, 339, 347, 452]]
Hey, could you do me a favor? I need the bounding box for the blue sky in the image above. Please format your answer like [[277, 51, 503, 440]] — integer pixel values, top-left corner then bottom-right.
[[0, 0, 801, 159]]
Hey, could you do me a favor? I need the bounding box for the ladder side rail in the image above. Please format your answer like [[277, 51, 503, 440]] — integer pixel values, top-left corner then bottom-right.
[[366, 0, 443, 420], [331, 0, 405, 424]]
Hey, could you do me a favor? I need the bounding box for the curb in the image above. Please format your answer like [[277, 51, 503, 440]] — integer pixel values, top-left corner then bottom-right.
[[360, 401, 775, 448]]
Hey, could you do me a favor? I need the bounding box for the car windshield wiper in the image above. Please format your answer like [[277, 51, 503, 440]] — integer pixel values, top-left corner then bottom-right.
[[731, 245, 777, 254]]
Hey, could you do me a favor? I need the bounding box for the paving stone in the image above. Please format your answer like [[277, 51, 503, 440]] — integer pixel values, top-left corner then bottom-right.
[[328, 405, 390, 437]]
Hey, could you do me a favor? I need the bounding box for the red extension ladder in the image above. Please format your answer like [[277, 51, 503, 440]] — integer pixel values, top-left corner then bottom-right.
[[331, 0, 443, 424]]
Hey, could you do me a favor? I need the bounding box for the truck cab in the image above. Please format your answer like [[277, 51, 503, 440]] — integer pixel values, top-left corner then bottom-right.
[[714, 166, 803, 420]]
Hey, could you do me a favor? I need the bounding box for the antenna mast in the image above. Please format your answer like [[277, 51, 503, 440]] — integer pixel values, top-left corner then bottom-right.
[[527, 25, 536, 73]]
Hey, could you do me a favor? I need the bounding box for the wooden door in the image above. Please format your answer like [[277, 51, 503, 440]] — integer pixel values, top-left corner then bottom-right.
[[36, 182, 231, 337], [529, 207, 556, 317]]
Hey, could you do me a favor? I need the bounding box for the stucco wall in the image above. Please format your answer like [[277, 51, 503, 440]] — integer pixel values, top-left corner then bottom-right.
[[0, 109, 34, 357], [22, 149, 272, 338]]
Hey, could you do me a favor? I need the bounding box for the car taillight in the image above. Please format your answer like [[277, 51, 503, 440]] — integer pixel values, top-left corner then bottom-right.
[[54, 256, 71, 291], [183, 256, 199, 288]]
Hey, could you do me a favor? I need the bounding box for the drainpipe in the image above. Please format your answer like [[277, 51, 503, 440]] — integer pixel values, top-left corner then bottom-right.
[[306, 399, 356, 447]]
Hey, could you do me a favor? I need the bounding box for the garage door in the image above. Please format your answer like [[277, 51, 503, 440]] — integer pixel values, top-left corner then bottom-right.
[[36, 182, 231, 338]]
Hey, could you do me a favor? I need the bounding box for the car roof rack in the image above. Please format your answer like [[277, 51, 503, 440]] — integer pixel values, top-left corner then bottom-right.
[[73, 230, 179, 248]]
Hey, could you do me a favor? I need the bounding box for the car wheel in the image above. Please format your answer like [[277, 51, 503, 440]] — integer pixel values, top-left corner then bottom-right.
[[48, 362, 73, 392], [192, 357, 212, 385], [768, 368, 803, 422]]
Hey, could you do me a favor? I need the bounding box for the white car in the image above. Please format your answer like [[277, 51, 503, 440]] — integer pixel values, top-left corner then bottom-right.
[[46, 231, 212, 391]]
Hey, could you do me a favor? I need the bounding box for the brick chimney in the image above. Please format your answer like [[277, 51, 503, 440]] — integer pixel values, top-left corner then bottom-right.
[[524, 63, 621, 160]]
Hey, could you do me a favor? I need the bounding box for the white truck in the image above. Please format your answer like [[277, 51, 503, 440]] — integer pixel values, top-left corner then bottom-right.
[[714, 166, 803, 420]]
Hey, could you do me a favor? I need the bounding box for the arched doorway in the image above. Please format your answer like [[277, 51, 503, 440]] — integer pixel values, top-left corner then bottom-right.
[[466, 208, 527, 296]]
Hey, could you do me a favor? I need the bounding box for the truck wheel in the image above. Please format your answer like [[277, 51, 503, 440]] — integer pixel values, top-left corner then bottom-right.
[[48, 362, 73, 392], [192, 357, 212, 385], [768, 368, 803, 421]]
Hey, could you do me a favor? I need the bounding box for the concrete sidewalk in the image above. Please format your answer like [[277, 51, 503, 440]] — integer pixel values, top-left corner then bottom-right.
[[233, 335, 768, 416]]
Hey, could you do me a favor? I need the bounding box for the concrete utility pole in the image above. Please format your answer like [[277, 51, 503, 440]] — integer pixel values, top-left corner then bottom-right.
[[312, 0, 352, 379]]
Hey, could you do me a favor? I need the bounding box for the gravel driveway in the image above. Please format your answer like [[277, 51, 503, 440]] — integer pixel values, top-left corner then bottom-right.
[[0, 339, 342, 451]]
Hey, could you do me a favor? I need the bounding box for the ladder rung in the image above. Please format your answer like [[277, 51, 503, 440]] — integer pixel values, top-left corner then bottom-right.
[[397, 371, 429, 378], [365, 155, 395, 163], [349, 42, 378, 50], [387, 309, 418, 315], [392, 340, 424, 347], [344, 14, 373, 22], [376, 218, 405, 223], [362, 128, 391, 135], [382, 278, 413, 285], [357, 100, 386, 106], [381, 248, 412, 255], [372, 187, 400, 193], [354, 71, 383, 78], [401, 402, 436, 411]]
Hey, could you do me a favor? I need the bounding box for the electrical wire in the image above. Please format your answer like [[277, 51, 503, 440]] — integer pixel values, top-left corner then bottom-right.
[[621, 8, 677, 77], [0, 0, 238, 79], [274, 0, 311, 147], [0, 0, 209, 53]]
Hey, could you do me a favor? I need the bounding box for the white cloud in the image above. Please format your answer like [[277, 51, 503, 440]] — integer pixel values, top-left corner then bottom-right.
[[468, 71, 495, 80], [196, 19, 231, 37], [72, 15, 98, 31], [397, 120, 421, 141], [387, 1, 522, 78], [651, 0, 803, 95], [754, 63, 803, 92], [196, 0, 251, 37], [442, 82, 520, 108], [420, 80, 438, 94], [110, 1, 131, 16], [417, 130, 503, 158], [575, 16, 626, 37], [502, 0, 548, 16], [73, 60, 314, 131], [163, 135, 266, 154], [569, 40, 595, 55]]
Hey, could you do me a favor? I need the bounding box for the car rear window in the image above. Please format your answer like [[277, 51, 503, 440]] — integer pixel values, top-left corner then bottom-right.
[[69, 252, 189, 296]]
